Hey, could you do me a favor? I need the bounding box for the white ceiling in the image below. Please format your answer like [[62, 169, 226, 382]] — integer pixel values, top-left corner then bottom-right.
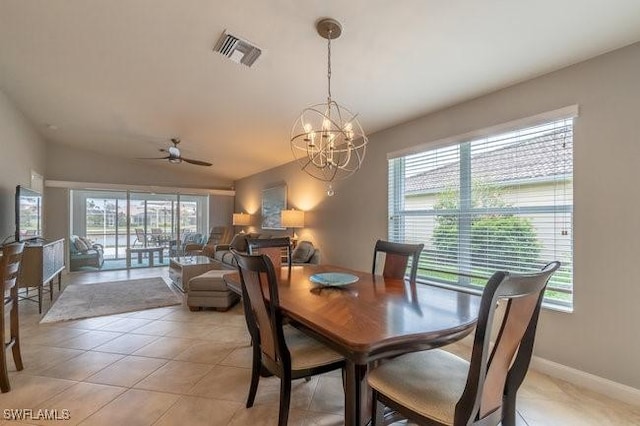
[[1, 0, 640, 182]]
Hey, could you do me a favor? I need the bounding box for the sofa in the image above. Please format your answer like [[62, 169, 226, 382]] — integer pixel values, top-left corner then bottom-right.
[[185, 233, 319, 311], [212, 233, 320, 269], [70, 235, 104, 269]]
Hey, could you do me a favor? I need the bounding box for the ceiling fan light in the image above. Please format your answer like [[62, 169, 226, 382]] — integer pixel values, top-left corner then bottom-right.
[[169, 158, 182, 164]]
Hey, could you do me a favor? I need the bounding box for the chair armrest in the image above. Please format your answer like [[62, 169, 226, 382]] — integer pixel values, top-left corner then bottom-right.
[[184, 243, 204, 254], [215, 244, 231, 252]]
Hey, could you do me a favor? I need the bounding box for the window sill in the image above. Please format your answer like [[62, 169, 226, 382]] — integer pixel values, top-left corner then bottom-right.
[[541, 301, 573, 314], [416, 278, 573, 313]]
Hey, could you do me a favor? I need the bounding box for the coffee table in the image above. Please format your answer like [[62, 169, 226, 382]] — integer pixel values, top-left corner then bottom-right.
[[168, 256, 220, 292], [127, 247, 164, 266]]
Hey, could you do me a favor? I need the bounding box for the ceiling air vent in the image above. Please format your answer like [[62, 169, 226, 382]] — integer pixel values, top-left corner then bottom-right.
[[213, 31, 262, 67]]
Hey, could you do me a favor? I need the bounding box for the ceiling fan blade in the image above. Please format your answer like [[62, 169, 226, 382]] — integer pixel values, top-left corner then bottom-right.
[[182, 157, 212, 167], [137, 156, 170, 160]]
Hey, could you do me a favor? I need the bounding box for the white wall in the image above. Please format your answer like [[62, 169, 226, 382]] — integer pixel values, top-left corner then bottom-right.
[[0, 89, 46, 241], [235, 42, 640, 390]]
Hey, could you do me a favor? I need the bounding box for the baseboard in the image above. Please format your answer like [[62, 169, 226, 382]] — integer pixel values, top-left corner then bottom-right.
[[530, 356, 640, 407]]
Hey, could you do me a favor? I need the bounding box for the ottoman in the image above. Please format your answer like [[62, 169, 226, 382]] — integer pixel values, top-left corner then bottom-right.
[[187, 269, 239, 311]]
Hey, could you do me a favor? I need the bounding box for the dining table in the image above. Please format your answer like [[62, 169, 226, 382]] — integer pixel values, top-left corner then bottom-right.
[[224, 263, 482, 426]]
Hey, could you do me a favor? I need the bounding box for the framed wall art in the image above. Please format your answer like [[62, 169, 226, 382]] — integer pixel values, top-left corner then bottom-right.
[[261, 185, 287, 230]]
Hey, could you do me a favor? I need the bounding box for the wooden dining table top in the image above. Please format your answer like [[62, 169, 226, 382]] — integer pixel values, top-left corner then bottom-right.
[[224, 263, 482, 363]]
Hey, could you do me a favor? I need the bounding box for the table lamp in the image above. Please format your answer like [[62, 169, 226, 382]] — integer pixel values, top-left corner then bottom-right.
[[232, 213, 252, 233], [280, 209, 305, 241]]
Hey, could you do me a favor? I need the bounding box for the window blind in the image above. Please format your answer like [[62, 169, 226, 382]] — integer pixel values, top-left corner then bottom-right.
[[388, 116, 574, 309]]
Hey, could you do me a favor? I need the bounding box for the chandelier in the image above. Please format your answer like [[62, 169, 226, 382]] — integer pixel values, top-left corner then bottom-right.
[[290, 18, 367, 196]]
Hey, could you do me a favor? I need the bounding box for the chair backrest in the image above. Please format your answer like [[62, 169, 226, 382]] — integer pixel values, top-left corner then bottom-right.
[[455, 261, 561, 425], [232, 249, 290, 370], [247, 237, 292, 271], [151, 228, 162, 236], [135, 228, 146, 239], [1, 243, 25, 295], [372, 240, 424, 283]]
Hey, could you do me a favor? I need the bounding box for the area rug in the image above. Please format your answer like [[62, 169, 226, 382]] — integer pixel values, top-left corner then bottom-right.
[[40, 278, 181, 323]]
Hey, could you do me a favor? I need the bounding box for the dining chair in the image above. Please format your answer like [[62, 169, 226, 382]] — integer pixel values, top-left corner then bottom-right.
[[232, 249, 345, 426], [367, 261, 561, 426], [372, 240, 424, 283], [247, 236, 292, 270], [1, 242, 26, 393]]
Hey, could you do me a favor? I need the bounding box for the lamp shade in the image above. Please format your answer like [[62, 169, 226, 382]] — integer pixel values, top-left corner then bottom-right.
[[232, 213, 251, 226], [281, 209, 305, 228]]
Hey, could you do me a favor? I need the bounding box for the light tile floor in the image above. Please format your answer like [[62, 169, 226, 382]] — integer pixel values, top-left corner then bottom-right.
[[1, 268, 639, 425]]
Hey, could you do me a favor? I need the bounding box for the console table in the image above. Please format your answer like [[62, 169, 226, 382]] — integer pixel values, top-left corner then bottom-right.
[[18, 238, 65, 313]]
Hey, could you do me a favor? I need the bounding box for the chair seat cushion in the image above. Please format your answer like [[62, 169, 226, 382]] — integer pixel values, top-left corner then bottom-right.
[[367, 349, 469, 425], [283, 326, 344, 371]]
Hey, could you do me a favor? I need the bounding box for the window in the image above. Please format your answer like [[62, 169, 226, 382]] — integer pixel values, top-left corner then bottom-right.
[[388, 110, 575, 310], [70, 189, 209, 271]]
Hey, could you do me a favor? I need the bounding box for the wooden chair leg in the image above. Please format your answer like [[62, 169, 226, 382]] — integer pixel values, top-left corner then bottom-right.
[[371, 390, 383, 426], [246, 344, 261, 408], [503, 389, 517, 426], [0, 343, 9, 393], [278, 375, 292, 426], [11, 298, 23, 371], [38, 286, 42, 314], [50, 280, 53, 301]]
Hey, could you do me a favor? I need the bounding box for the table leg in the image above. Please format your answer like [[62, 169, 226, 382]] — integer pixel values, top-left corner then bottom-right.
[[158, 249, 164, 264], [344, 361, 370, 426], [49, 280, 53, 300], [58, 272, 62, 291], [149, 251, 155, 267], [137, 252, 143, 264]]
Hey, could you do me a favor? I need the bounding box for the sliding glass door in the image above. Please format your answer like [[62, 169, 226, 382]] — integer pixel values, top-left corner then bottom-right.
[[70, 189, 208, 271]]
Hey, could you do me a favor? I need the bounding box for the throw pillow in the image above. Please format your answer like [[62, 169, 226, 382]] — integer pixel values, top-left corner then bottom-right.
[[80, 237, 94, 248], [229, 233, 253, 252], [292, 241, 315, 263], [202, 244, 216, 257], [74, 238, 89, 252], [229, 234, 245, 251]]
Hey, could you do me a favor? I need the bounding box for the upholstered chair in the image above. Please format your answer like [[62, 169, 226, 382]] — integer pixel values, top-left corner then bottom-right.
[[367, 262, 560, 426], [232, 249, 345, 426]]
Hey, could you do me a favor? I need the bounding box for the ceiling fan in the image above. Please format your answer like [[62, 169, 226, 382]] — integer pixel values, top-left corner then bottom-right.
[[139, 138, 212, 167]]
